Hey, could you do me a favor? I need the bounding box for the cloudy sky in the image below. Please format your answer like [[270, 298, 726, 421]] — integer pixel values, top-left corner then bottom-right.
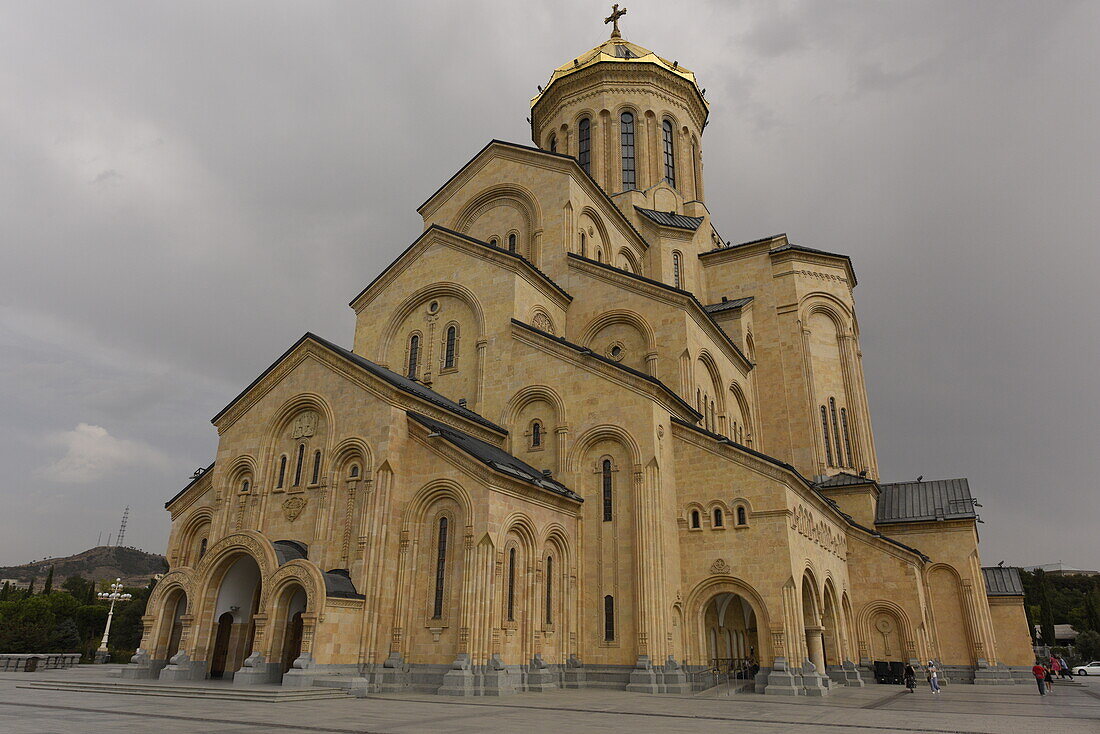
[[2, 1, 1098, 571]]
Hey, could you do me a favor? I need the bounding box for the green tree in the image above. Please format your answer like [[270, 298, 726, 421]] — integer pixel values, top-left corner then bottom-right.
[[1085, 589, 1100, 632], [84, 579, 97, 605], [1076, 629, 1100, 662], [0, 582, 9, 602], [42, 566, 54, 595], [23, 579, 35, 598], [1036, 570, 1057, 645], [0, 596, 55, 653], [61, 575, 88, 600], [49, 617, 81, 652]]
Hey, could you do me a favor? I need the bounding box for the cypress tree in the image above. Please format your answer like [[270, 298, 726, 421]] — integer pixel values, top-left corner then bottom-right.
[[0, 581, 9, 601], [1036, 569, 1057, 645], [42, 565, 55, 595], [84, 580, 97, 605], [1085, 588, 1100, 632], [24, 578, 35, 598]]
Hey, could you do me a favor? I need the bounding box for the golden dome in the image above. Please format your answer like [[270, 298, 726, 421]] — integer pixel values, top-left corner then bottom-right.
[[531, 37, 707, 110]]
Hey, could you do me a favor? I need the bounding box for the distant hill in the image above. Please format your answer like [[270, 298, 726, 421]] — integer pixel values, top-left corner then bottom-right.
[[0, 546, 167, 587]]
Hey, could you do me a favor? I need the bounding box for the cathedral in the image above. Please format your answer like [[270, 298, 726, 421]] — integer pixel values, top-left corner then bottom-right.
[[125, 12, 1035, 696]]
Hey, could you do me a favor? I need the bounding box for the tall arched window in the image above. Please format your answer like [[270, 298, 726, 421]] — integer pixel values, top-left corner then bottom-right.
[[531, 421, 542, 448], [293, 444, 305, 486], [662, 119, 676, 186], [350, 464, 360, 478], [578, 117, 591, 174], [820, 405, 833, 466], [407, 333, 420, 380], [241, 479, 250, 494], [508, 233, 517, 252], [673, 251, 682, 289], [432, 517, 448, 619], [311, 450, 321, 484], [506, 547, 517, 622], [444, 325, 457, 369], [690, 509, 701, 529], [737, 506, 747, 526], [548, 133, 557, 153], [840, 408, 854, 469], [579, 232, 586, 257], [199, 538, 207, 559], [604, 595, 615, 641], [829, 397, 843, 467], [713, 507, 724, 527], [601, 459, 613, 522], [620, 111, 635, 190], [489, 237, 499, 247], [277, 455, 287, 488], [545, 555, 553, 624]]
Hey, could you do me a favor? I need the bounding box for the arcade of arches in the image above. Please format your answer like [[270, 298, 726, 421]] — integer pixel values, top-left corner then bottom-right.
[[125, 10, 1035, 696]]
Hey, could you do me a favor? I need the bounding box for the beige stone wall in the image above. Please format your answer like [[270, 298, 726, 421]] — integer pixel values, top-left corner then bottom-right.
[[987, 596, 1035, 666]]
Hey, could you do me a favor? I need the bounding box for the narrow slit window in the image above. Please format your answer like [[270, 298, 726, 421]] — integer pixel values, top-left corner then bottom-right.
[[841, 408, 853, 469], [444, 325, 457, 369], [508, 233, 517, 252], [432, 517, 448, 619], [277, 455, 287, 488], [580, 231, 586, 257], [829, 397, 843, 467], [578, 117, 591, 174], [199, 538, 207, 559], [241, 479, 250, 494], [293, 444, 305, 486], [620, 111, 635, 190], [737, 506, 747, 526], [662, 119, 676, 186], [604, 595, 615, 641], [545, 556, 553, 625], [821, 406, 833, 466], [531, 421, 542, 448], [548, 134, 557, 154], [507, 547, 517, 622], [407, 334, 420, 380], [714, 508, 724, 527], [311, 450, 321, 484], [673, 252, 682, 289], [601, 459, 613, 522], [691, 509, 701, 529]]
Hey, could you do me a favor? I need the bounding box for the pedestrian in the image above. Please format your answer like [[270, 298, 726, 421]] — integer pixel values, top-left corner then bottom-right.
[[1059, 656, 1074, 680], [1032, 660, 1047, 695], [1044, 664, 1054, 693], [904, 663, 916, 692], [927, 661, 940, 694], [1050, 655, 1064, 680]]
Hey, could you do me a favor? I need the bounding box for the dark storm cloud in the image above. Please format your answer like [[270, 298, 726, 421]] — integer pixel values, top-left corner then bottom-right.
[[2, 1, 1097, 570]]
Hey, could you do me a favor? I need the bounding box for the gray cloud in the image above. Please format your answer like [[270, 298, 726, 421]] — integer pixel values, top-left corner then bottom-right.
[[1, 0, 1097, 570]]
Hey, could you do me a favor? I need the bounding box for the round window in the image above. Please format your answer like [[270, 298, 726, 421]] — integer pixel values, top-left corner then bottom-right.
[[427, 300, 440, 315], [608, 344, 624, 362]]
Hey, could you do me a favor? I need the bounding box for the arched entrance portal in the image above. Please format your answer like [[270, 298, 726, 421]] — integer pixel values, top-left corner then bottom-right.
[[206, 554, 261, 680], [165, 592, 187, 662], [702, 593, 759, 677], [270, 584, 308, 677]]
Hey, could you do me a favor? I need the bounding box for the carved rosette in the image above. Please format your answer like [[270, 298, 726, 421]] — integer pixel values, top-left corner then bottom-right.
[[709, 558, 731, 575]]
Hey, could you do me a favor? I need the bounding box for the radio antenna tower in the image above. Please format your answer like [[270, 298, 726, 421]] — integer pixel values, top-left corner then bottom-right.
[[116, 506, 129, 547]]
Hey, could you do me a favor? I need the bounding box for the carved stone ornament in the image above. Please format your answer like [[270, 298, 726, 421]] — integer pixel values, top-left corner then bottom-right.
[[709, 558, 731, 575], [291, 410, 318, 439], [875, 616, 894, 634], [532, 311, 555, 335], [282, 496, 308, 522]]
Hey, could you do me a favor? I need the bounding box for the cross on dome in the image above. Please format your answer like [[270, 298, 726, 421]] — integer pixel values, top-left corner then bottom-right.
[[604, 4, 627, 39]]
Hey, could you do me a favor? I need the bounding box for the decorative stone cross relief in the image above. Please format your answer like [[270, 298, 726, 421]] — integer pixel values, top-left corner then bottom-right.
[[282, 496, 307, 522], [709, 558, 731, 575]]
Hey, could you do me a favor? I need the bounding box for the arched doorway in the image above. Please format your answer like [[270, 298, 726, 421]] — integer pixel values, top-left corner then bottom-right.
[[165, 592, 187, 661], [702, 592, 759, 677], [205, 554, 262, 680], [802, 575, 825, 673], [822, 584, 842, 667], [271, 584, 307, 677]]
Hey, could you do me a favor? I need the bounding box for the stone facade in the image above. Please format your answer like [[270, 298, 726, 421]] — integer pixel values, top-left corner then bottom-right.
[[126, 22, 1034, 695]]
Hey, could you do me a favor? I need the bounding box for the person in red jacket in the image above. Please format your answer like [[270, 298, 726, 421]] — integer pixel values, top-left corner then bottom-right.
[[1032, 661, 1048, 695]]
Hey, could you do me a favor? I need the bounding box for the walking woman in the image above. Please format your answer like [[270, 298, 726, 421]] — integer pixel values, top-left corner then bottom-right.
[[927, 661, 941, 694], [904, 663, 916, 692]]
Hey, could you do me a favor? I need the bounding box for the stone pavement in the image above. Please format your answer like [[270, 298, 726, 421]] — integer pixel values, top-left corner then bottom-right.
[[1, 665, 1098, 733]]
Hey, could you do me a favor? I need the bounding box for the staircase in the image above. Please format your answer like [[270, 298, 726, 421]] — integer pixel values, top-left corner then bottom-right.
[[20, 679, 352, 703]]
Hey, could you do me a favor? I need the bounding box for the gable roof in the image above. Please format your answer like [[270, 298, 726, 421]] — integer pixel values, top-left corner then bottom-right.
[[408, 412, 581, 502], [876, 478, 977, 524], [211, 332, 505, 434], [635, 206, 705, 231], [699, 235, 858, 287], [982, 566, 1025, 596], [348, 224, 571, 311], [513, 319, 702, 422]]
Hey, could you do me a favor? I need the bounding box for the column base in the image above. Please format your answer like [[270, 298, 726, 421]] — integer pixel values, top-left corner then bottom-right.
[[624, 655, 661, 694]]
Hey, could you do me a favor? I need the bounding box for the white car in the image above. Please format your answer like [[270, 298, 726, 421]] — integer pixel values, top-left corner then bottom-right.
[[1076, 661, 1100, 676]]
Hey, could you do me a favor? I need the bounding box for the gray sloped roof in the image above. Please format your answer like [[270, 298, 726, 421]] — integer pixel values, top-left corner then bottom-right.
[[876, 478, 977, 524], [273, 540, 308, 565], [635, 206, 705, 230], [704, 297, 754, 315], [408, 412, 582, 502], [816, 471, 876, 489], [982, 566, 1025, 596], [323, 568, 363, 599]]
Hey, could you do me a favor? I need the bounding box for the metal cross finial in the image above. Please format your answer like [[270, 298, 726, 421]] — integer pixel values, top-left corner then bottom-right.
[[605, 4, 627, 39]]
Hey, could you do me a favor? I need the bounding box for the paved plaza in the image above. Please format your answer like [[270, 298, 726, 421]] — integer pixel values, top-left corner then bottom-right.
[[1, 666, 1099, 734]]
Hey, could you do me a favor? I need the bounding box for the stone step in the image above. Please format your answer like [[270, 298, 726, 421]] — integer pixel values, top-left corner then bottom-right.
[[20, 679, 351, 703]]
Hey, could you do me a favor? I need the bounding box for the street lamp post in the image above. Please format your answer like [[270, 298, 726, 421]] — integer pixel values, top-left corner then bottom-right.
[[95, 578, 132, 664]]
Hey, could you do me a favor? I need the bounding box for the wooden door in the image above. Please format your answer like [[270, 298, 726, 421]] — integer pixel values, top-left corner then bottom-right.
[[281, 612, 303, 675], [209, 612, 234, 679]]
